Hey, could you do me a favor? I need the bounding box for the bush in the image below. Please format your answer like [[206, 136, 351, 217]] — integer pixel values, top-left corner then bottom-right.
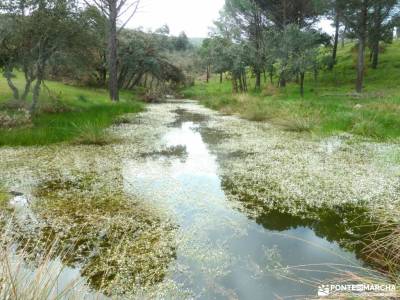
[[277, 115, 318, 132], [0, 109, 32, 129], [71, 122, 118, 146]]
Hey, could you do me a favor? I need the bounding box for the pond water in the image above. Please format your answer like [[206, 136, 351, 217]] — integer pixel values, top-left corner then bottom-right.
[[1, 100, 391, 299], [122, 104, 374, 299]]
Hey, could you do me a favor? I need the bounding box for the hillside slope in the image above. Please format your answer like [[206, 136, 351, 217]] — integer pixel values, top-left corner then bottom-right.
[[183, 41, 400, 140], [0, 75, 143, 146]]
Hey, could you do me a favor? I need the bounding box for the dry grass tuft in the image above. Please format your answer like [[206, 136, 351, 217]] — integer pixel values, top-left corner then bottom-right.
[[0, 241, 87, 300], [277, 115, 318, 132], [71, 122, 118, 146]]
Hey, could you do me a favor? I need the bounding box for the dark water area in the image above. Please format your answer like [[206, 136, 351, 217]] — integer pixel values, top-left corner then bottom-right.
[[122, 104, 385, 299]]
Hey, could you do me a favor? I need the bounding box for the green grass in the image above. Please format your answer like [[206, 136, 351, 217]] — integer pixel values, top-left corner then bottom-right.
[[0, 186, 8, 207], [0, 75, 144, 146], [183, 40, 400, 141]]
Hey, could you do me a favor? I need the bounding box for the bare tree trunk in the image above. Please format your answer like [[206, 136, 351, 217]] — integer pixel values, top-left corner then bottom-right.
[[243, 71, 248, 92], [279, 76, 286, 88], [21, 79, 33, 101], [314, 66, 318, 82], [232, 76, 238, 93], [150, 76, 154, 89], [371, 42, 379, 69], [329, 14, 340, 70], [21, 67, 35, 100], [300, 72, 305, 98], [206, 65, 210, 83], [356, 40, 366, 93], [108, 2, 119, 102], [118, 66, 128, 88], [30, 63, 44, 114], [220, 72, 223, 84], [255, 71, 261, 91], [356, 2, 368, 93], [131, 73, 143, 89], [341, 26, 347, 48], [4, 69, 20, 100], [238, 74, 244, 92]]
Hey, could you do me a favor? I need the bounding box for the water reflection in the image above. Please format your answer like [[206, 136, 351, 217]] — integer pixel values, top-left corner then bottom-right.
[[122, 106, 382, 299], [1, 103, 394, 299], [1, 173, 177, 298]]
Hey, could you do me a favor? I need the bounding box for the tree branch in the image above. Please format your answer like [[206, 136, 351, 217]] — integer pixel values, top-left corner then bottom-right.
[[117, 0, 140, 33]]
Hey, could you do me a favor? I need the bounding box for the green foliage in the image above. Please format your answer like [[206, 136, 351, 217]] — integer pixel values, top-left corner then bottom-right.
[[183, 40, 400, 140], [0, 75, 143, 146]]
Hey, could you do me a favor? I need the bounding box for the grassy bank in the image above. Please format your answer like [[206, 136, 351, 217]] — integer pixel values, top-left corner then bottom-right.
[[183, 41, 400, 141], [0, 75, 144, 146]]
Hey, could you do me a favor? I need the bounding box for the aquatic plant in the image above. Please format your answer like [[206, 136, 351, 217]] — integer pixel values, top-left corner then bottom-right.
[[1, 173, 177, 297], [0, 101, 399, 299]]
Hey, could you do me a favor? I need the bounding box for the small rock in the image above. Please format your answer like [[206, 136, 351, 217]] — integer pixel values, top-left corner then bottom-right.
[[10, 191, 24, 196]]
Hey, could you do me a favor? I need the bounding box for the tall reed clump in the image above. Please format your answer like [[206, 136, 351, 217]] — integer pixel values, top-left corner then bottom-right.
[[71, 121, 117, 146], [0, 173, 177, 298], [0, 241, 87, 300], [362, 222, 400, 281]]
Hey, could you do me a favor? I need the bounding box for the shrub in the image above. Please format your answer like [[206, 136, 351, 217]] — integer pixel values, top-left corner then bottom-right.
[[278, 115, 318, 132], [71, 122, 118, 146], [0, 109, 32, 129]]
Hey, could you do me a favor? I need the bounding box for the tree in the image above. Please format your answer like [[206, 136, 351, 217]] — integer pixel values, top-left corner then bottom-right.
[[326, 0, 346, 69], [83, 0, 140, 102], [199, 39, 213, 83], [368, 0, 398, 69], [80, 6, 109, 87], [174, 31, 190, 51], [210, 37, 232, 83], [0, 14, 21, 100], [116, 29, 185, 91], [254, 0, 324, 87], [286, 26, 329, 97], [342, 0, 373, 93], [0, 0, 90, 112], [224, 0, 266, 90], [0, 1, 35, 101], [254, 0, 321, 29], [199, 36, 231, 84]]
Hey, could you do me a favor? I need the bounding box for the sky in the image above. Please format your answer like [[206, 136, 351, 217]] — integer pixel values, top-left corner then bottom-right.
[[127, 0, 226, 37], [126, 0, 335, 38]]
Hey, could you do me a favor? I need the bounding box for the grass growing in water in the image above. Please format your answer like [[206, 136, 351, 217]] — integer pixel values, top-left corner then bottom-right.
[[0, 172, 177, 298], [0, 186, 8, 205]]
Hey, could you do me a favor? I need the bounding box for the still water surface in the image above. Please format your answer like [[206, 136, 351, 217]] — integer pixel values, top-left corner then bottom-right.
[[122, 104, 369, 299], [5, 101, 380, 299]]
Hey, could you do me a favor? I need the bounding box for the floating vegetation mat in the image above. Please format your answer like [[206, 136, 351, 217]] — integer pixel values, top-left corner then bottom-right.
[[1, 172, 177, 297], [0, 100, 399, 298]]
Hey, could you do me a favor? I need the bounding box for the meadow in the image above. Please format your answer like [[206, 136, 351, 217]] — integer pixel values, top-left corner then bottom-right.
[[0, 75, 143, 146], [183, 41, 400, 141]]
